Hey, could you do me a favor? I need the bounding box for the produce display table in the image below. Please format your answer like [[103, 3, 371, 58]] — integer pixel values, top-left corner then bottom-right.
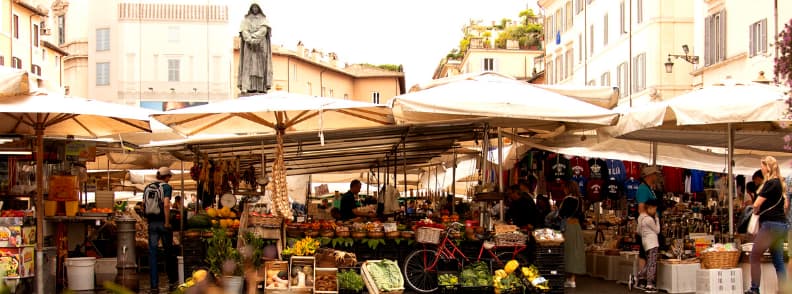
[[657, 262, 699, 293], [613, 253, 638, 285]]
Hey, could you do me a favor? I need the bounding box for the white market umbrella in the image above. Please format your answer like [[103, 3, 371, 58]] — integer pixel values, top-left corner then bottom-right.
[[151, 91, 393, 220], [0, 92, 151, 293], [391, 72, 620, 133], [0, 67, 32, 99], [604, 80, 792, 237]]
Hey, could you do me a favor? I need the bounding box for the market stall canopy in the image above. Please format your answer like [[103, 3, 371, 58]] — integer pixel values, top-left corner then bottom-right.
[[605, 80, 791, 152], [0, 67, 32, 99], [151, 91, 394, 136], [141, 122, 481, 177], [516, 133, 792, 176], [392, 72, 620, 132], [87, 151, 192, 171], [0, 92, 152, 137]]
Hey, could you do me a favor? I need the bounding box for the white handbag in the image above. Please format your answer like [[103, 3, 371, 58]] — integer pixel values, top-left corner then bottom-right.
[[747, 194, 783, 235]]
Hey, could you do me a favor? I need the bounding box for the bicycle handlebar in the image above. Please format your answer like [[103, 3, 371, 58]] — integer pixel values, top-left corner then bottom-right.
[[446, 222, 464, 232]]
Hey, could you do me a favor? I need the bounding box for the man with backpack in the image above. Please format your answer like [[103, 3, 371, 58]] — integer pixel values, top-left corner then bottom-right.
[[144, 167, 177, 292]]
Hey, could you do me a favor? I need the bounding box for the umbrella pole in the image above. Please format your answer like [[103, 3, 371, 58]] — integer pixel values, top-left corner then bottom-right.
[[35, 128, 44, 294], [452, 147, 457, 215], [498, 127, 504, 221], [727, 123, 734, 239]]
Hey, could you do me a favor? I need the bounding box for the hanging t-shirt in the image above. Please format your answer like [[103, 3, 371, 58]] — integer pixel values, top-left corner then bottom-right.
[[546, 179, 566, 202], [606, 159, 627, 184], [605, 177, 622, 201], [662, 166, 685, 193], [690, 169, 705, 193], [569, 156, 590, 178], [625, 177, 641, 200], [588, 158, 609, 180], [571, 174, 587, 197], [705, 172, 716, 189], [623, 161, 643, 180], [586, 179, 604, 202], [545, 154, 571, 181]]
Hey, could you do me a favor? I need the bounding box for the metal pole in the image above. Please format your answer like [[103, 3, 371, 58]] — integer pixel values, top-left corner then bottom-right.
[[180, 160, 185, 256], [403, 140, 407, 198], [452, 147, 457, 214], [651, 141, 658, 166], [727, 123, 734, 238], [498, 127, 504, 221], [35, 128, 44, 294]]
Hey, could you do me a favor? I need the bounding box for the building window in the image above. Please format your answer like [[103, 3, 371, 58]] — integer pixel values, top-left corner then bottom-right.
[[620, 1, 626, 35], [168, 26, 180, 43], [603, 14, 609, 46], [749, 19, 767, 57], [578, 34, 583, 63], [616, 62, 628, 97], [343, 93, 349, 100], [329, 89, 334, 97], [31, 65, 41, 76], [547, 61, 554, 84], [483, 58, 496, 71], [576, 0, 584, 14], [565, 50, 574, 79], [600, 71, 611, 86], [0, 56, 4, 66], [168, 59, 180, 82], [587, 80, 596, 86], [11, 57, 22, 69], [589, 25, 595, 56], [96, 28, 110, 51], [546, 14, 554, 45], [555, 56, 563, 82], [555, 10, 562, 34], [306, 82, 312, 95], [96, 62, 110, 86], [372, 92, 381, 104], [566, 1, 573, 29], [57, 15, 66, 45], [32, 24, 39, 47], [321, 86, 326, 96], [636, 0, 644, 24], [631, 53, 646, 92], [704, 10, 727, 66], [13, 14, 19, 39]]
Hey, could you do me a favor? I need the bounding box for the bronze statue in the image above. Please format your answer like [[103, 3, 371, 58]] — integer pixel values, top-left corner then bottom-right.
[[238, 3, 273, 94]]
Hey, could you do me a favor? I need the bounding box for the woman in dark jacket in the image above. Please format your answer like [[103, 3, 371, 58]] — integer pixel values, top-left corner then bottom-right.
[[559, 180, 585, 288]]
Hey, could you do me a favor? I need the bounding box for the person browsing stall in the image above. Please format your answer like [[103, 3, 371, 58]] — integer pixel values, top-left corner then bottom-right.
[[144, 167, 178, 291], [339, 180, 374, 220]]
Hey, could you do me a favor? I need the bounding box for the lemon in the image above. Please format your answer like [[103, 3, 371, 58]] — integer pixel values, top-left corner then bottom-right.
[[192, 269, 208, 282]]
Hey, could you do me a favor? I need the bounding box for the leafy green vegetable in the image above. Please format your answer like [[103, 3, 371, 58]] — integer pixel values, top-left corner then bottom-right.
[[439, 274, 459, 286], [337, 270, 365, 291], [461, 261, 491, 287], [366, 260, 403, 291]]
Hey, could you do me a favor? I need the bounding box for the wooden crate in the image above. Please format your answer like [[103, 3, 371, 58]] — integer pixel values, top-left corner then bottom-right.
[[361, 260, 404, 294], [315, 267, 338, 294], [290, 256, 315, 292]]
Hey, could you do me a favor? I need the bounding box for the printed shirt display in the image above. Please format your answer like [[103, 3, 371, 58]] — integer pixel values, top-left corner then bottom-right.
[[545, 154, 571, 181], [606, 159, 627, 184], [623, 161, 643, 180], [571, 174, 587, 197], [569, 156, 590, 178], [588, 158, 609, 180], [605, 177, 622, 200], [662, 166, 685, 193], [690, 169, 705, 193], [625, 178, 641, 200], [586, 179, 604, 202], [546, 179, 566, 202]]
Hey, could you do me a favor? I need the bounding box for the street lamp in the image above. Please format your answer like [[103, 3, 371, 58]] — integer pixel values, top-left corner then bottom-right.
[[665, 44, 700, 73]]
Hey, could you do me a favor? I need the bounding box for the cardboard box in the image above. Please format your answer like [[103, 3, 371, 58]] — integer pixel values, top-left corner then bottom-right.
[[0, 247, 35, 278], [0, 225, 35, 247]]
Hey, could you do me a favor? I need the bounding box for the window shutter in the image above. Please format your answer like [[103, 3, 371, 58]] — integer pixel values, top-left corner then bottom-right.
[[719, 10, 727, 62], [704, 16, 711, 66], [493, 58, 499, 72], [761, 19, 767, 54], [749, 23, 755, 57]]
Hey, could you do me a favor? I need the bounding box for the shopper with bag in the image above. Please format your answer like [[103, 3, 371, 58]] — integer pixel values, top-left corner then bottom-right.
[[745, 156, 789, 294], [559, 181, 586, 288]]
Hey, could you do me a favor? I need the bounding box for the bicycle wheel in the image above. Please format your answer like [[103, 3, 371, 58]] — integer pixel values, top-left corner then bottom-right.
[[403, 249, 440, 293], [495, 250, 530, 269]]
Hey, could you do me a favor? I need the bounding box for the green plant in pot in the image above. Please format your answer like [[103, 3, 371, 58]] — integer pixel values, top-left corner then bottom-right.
[[204, 228, 244, 294]]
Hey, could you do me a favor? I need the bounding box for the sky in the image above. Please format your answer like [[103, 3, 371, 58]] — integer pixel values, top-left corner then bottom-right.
[[228, 0, 539, 87]]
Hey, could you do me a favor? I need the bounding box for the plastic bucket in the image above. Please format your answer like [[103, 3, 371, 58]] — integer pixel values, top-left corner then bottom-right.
[[223, 276, 243, 294], [66, 257, 96, 291], [178, 256, 184, 284], [65, 201, 79, 216], [44, 201, 57, 217], [95, 258, 117, 287]]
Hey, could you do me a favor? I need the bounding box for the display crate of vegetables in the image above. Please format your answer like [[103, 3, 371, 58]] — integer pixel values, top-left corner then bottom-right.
[[438, 272, 461, 294], [337, 269, 365, 294], [264, 261, 290, 290], [460, 260, 493, 293], [289, 256, 316, 293], [315, 267, 339, 293], [361, 259, 405, 294]]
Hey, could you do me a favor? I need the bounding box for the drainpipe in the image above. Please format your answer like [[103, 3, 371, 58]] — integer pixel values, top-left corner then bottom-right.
[[536, 1, 546, 83], [628, 0, 633, 106], [287, 56, 291, 92], [29, 14, 33, 73], [774, 0, 778, 69], [8, 1, 12, 65]]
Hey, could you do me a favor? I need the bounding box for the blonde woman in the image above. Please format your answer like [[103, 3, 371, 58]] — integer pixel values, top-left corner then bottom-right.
[[745, 156, 789, 294]]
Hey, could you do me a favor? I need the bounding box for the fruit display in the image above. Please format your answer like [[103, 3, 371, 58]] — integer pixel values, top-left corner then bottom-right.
[[492, 259, 550, 293], [413, 218, 445, 230], [174, 269, 211, 292], [77, 207, 113, 214], [438, 273, 459, 287], [0, 210, 27, 218], [205, 207, 240, 229]]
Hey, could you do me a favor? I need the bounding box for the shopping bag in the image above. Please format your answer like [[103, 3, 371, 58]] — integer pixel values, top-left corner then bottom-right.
[[747, 214, 761, 234]]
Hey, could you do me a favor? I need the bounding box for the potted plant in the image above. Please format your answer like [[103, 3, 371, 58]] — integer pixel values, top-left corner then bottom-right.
[[205, 228, 243, 294]]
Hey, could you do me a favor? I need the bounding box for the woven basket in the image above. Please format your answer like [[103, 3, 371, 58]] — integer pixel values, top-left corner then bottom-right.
[[701, 251, 741, 269], [494, 224, 518, 234], [536, 239, 564, 247], [494, 233, 527, 247], [249, 216, 282, 228], [336, 231, 351, 238], [415, 227, 444, 244]]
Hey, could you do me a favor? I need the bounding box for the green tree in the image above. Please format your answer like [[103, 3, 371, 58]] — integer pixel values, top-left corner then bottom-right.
[[519, 9, 537, 26]]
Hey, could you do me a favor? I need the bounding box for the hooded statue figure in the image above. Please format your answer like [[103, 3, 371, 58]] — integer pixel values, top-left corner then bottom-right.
[[238, 3, 273, 93]]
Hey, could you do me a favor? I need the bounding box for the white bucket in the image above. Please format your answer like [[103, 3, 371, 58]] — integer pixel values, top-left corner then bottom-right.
[[66, 257, 96, 291], [178, 256, 184, 284]]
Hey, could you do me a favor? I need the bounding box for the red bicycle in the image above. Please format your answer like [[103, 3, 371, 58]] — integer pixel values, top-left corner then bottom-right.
[[402, 222, 529, 293]]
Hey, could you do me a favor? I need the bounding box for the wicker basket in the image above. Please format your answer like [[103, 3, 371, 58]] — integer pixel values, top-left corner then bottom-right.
[[415, 227, 444, 244], [352, 231, 367, 239], [249, 216, 282, 228], [494, 233, 527, 247], [494, 224, 518, 234], [536, 239, 564, 247], [336, 231, 351, 238], [700, 251, 741, 269], [385, 231, 401, 239], [368, 231, 385, 239], [320, 229, 335, 238]]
